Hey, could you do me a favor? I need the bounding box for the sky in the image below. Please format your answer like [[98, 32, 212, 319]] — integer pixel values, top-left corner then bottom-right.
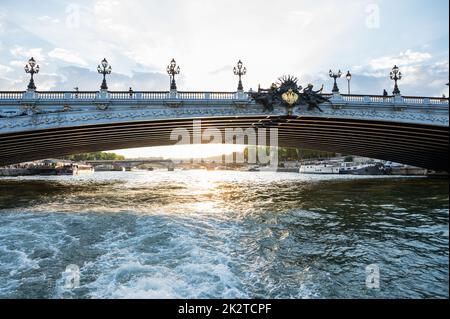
[[0, 0, 449, 158]]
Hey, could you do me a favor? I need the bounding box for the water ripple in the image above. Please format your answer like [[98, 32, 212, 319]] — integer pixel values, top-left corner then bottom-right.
[[0, 171, 448, 299]]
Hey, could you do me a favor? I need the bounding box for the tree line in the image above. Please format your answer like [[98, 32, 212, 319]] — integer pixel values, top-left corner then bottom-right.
[[62, 152, 125, 161], [244, 147, 336, 162]]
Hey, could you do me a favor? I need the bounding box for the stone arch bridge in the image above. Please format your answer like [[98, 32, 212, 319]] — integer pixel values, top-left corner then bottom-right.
[[0, 90, 448, 171]]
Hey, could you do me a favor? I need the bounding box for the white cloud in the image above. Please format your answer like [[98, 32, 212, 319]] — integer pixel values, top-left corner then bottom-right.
[[9, 60, 24, 67], [33, 73, 64, 91], [350, 51, 448, 96], [287, 10, 316, 29], [0, 64, 13, 73], [10, 46, 45, 61], [48, 48, 88, 66], [93, 0, 120, 16], [37, 15, 59, 24], [433, 60, 450, 74], [369, 50, 432, 70], [1, 0, 447, 97], [0, 72, 62, 91]]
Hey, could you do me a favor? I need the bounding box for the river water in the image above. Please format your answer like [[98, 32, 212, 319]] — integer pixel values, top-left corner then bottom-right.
[[0, 171, 448, 299]]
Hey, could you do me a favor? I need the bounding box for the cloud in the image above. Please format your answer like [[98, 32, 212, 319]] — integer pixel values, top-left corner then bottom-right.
[[8, 60, 24, 67], [287, 10, 316, 29], [37, 16, 59, 24], [10, 46, 45, 61], [368, 50, 433, 70], [0, 0, 448, 97], [340, 49, 448, 96], [209, 65, 233, 76], [0, 64, 13, 73], [49, 66, 168, 91], [48, 48, 88, 66], [34, 73, 65, 91]]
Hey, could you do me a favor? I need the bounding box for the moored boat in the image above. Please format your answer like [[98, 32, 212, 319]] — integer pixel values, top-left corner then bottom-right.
[[338, 162, 388, 175], [0, 160, 94, 176], [299, 164, 340, 174]]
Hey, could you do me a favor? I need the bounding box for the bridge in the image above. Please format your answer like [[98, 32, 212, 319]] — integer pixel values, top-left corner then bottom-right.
[[85, 159, 175, 171], [0, 89, 447, 171], [0, 57, 448, 171]]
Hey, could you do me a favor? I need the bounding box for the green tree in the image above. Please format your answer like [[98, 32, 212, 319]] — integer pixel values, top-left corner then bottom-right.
[[62, 152, 125, 161], [243, 147, 336, 163], [344, 156, 354, 162]]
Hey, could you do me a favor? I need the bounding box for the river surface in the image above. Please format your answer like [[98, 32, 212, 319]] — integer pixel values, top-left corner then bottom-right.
[[0, 171, 448, 299]]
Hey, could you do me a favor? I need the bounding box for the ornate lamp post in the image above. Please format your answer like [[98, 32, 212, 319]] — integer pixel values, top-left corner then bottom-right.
[[233, 60, 247, 91], [329, 69, 342, 93], [97, 58, 112, 91], [24, 57, 40, 90], [390, 65, 402, 95], [346, 71, 352, 95], [167, 59, 180, 91]]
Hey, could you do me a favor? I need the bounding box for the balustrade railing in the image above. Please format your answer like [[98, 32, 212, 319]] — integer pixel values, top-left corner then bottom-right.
[[36, 92, 66, 99], [35, 91, 97, 100], [110, 92, 136, 99], [141, 92, 169, 99], [403, 97, 426, 104], [429, 98, 449, 105], [72, 92, 97, 99], [0, 92, 25, 99], [177, 92, 238, 100], [403, 96, 448, 105], [209, 92, 237, 100], [368, 96, 394, 103], [0, 91, 448, 107], [342, 95, 366, 102]]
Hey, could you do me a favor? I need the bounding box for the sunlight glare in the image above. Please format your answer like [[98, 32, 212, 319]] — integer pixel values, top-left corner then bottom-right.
[[110, 144, 247, 159]]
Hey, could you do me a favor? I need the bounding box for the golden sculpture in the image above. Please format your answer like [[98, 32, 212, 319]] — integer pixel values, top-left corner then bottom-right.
[[281, 89, 299, 106]]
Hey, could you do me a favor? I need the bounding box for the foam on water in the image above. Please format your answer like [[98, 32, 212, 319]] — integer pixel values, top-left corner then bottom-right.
[[0, 171, 448, 299]]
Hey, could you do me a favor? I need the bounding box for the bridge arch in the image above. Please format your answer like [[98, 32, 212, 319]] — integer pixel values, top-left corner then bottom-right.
[[0, 91, 448, 171]]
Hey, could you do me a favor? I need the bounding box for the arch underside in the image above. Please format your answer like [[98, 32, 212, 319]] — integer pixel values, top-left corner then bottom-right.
[[0, 116, 448, 171]]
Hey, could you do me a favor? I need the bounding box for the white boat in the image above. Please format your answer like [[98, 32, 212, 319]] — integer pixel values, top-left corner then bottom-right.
[[72, 164, 95, 175], [299, 164, 340, 174], [0, 161, 94, 176], [338, 162, 388, 175]]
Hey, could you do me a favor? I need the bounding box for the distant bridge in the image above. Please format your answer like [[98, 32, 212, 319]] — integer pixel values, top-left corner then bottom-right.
[[0, 90, 448, 171], [85, 159, 175, 170]]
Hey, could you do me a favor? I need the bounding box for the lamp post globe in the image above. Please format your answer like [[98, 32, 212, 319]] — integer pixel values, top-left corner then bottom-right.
[[24, 57, 40, 91], [97, 58, 112, 91], [167, 59, 181, 91], [233, 60, 247, 91], [329, 69, 342, 93], [346, 71, 352, 94], [390, 65, 402, 95]]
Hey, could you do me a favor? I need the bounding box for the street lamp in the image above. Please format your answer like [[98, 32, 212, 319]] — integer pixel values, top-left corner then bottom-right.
[[233, 60, 247, 91], [24, 57, 40, 90], [329, 69, 342, 93], [97, 58, 112, 90], [346, 71, 352, 95], [390, 65, 402, 95], [167, 59, 180, 91]]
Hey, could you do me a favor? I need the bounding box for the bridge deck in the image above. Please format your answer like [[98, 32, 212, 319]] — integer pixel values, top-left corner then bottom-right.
[[0, 91, 448, 170]]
